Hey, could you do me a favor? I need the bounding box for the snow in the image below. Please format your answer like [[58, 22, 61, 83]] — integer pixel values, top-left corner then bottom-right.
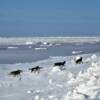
[[0, 37, 100, 45], [72, 51, 83, 54], [25, 41, 33, 45], [0, 53, 100, 99], [7, 46, 18, 49], [40, 42, 53, 47], [34, 47, 47, 50]]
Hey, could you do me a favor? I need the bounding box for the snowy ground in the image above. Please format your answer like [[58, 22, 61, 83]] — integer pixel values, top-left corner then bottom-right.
[[0, 53, 100, 100]]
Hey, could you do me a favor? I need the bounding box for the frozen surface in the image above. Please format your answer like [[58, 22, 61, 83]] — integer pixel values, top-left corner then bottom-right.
[[0, 53, 100, 100], [0, 37, 100, 45]]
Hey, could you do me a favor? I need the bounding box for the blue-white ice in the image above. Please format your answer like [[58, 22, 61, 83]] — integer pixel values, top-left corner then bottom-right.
[[0, 37, 100, 45], [0, 53, 100, 100]]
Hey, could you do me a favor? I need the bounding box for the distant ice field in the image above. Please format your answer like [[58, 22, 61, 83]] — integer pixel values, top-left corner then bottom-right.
[[0, 42, 100, 64], [0, 37, 100, 45]]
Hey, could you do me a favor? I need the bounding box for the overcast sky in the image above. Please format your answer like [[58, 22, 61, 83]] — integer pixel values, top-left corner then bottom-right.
[[0, 0, 100, 36]]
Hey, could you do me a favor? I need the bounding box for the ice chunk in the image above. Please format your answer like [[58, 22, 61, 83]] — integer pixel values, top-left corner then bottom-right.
[[51, 67, 61, 72], [48, 95, 55, 99], [26, 41, 33, 45], [27, 90, 32, 94], [35, 95, 39, 100], [72, 51, 83, 54], [34, 47, 47, 50], [91, 54, 97, 60]]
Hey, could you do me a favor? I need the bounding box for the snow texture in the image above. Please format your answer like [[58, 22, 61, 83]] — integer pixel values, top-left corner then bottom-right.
[[0, 53, 100, 100]]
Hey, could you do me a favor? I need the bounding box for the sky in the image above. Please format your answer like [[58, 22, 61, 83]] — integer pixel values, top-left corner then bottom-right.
[[0, 0, 100, 36]]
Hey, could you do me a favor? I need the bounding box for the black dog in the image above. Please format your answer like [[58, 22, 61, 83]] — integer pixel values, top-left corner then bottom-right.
[[75, 57, 83, 64], [29, 66, 42, 73], [8, 70, 23, 77], [77, 92, 89, 99], [54, 61, 66, 66]]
